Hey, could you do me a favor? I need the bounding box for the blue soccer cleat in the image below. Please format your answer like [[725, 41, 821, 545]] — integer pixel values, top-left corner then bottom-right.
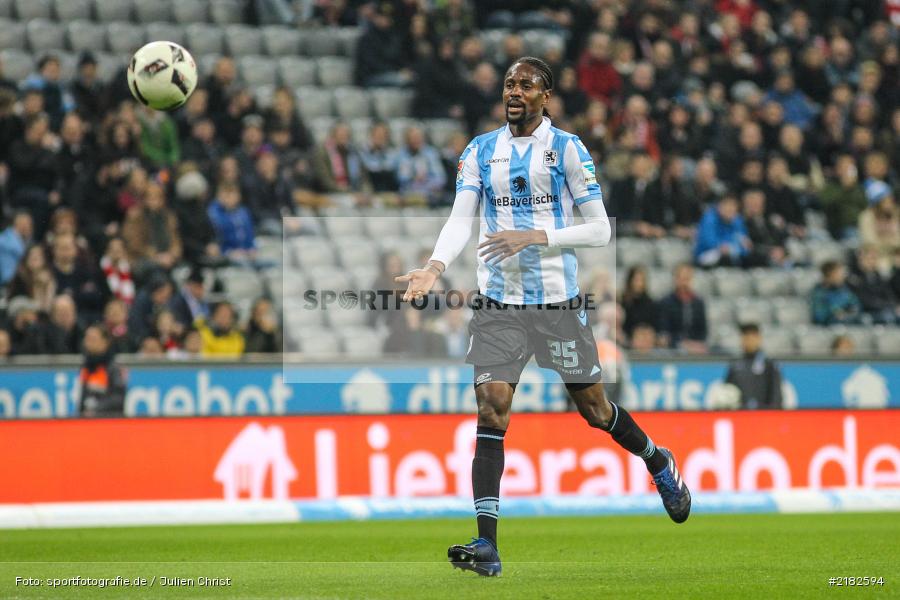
[[652, 447, 691, 523], [448, 537, 502, 577]]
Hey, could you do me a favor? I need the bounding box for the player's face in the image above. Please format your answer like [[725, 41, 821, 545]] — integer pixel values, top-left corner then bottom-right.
[[502, 64, 549, 125]]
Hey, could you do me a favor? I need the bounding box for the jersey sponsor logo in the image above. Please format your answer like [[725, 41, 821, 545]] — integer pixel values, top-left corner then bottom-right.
[[488, 193, 560, 207], [581, 161, 597, 185], [512, 175, 528, 193], [542, 150, 558, 166], [475, 372, 492, 385], [486, 158, 510, 164]]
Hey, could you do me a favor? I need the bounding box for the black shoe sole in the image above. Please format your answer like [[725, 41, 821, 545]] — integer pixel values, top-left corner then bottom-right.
[[448, 546, 501, 577]]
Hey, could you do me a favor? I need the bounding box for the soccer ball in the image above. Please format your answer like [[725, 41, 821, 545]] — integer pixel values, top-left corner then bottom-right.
[[127, 41, 197, 111]]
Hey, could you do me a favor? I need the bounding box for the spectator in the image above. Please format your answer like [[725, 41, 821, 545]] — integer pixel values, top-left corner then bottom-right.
[[216, 89, 255, 149], [128, 274, 173, 342], [181, 117, 225, 181], [102, 298, 133, 354], [609, 152, 659, 236], [242, 151, 293, 233], [99, 237, 135, 305], [825, 37, 859, 88], [7, 114, 59, 240], [811, 260, 862, 325], [169, 267, 210, 330], [116, 166, 149, 217], [847, 245, 900, 325], [122, 182, 183, 279], [413, 37, 467, 120], [859, 180, 900, 275], [70, 52, 104, 124], [6, 296, 43, 355], [262, 87, 312, 153], [647, 156, 701, 239], [556, 66, 588, 119], [396, 126, 447, 206], [138, 336, 165, 357], [360, 122, 400, 194], [244, 297, 281, 353], [463, 62, 500, 135], [173, 170, 223, 268], [207, 183, 257, 264], [577, 33, 622, 104], [763, 154, 806, 238], [742, 188, 789, 268], [820, 154, 868, 240], [21, 54, 73, 130], [0, 212, 33, 285], [354, 4, 413, 87], [629, 323, 663, 356], [50, 233, 108, 320], [620, 266, 656, 341], [43, 295, 82, 354], [725, 323, 783, 409], [831, 334, 855, 356], [153, 308, 184, 355], [764, 71, 817, 130], [234, 114, 266, 177], [78, 325, 127, 417], [5, 245, 56, 313], [195, 301, 245, 357], [204, 57, 237, 123], [694, 193, 750, 268], [0, 328, 10, 361], [657, 263, 708, 353], [57, 113, 94, 209], [137, 105, 180, 168], [611, 95, 660, 161], [313, 122, 370, 197]]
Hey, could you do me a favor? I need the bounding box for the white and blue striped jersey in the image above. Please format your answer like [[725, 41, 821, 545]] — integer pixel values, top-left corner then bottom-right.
[[456, 117, 603, 305]]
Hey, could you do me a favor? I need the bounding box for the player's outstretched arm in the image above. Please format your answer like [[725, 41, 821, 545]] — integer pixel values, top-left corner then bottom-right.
[[395, 188, 479, 301], [544, 199, 612, 248]]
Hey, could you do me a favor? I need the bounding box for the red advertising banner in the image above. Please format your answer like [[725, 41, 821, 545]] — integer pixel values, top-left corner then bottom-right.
[[1, 411, 898, 503]]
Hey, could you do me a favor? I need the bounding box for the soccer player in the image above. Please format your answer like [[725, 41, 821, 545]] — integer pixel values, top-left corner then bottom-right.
[[396, 57, 691, 577]]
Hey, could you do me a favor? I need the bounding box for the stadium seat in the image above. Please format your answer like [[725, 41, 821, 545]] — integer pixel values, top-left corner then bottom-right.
[[521, 30, 564, 57], [279, 268, 308, 295], [478, 29, 508, 57], [713, 269, 753, 297], [336, 240, 379, 269], [14, 0, 52, 20], [653, 238, 692, 270], [772, 297, 810, 325], [794, 326, 835, 356], [295, 87, 334, 118], [425, 118, 463, 148], [255, 235, 284, 264], [316, 56, 353, 88], [785, 237, 809, 264], [751, 268, 792, 297], [332, 86, 370, 120], [374, 235, 406, 253], [790, 268, 820, 296], [26, 20, 65, 52], [0, 19, 26, 50], [262, 25, 301, 56], [308, 117, 336, 144], [106, 23, 146, 55], [691, 268, 712, 294], [209, 0, 242, 24], [347, 265, 377, 290], [144, 23, 186, 47], [225, 24, 263, 56], [833, 326, 875, 354], [712, 324, 741, 355], [172, 0, 207, 24], [0, 0, 12, 18], [705, 298, 734, 330], [185, 23, 225, 56], [218, 267, 262, 300], [0, 48, 32, 80], [53, 0, 91, 21], [277, 56, 316, 87], [93, 0, 133, 23], [325, 305, 368, 328], [293, 241, 338, 271], [306, 268, 353, 295], [615, 238, 655, 269], [303, 27, 343, 57], [761, 327, 795, 355], [341, 329, 385, 358], [282, 301, 325, 328], [371, 88, 413, 119], [238, 55, 278, 87], [365, 215, 405, 239], [875, 329, 900, 354], [54, 50, 77, 80], [93, 51, 122, 81], [296, 329, 344, 357], [133, 1, 171, 23], [67, 21, 108, 53], [733, 297, 772, 325], [336, 27, 362, 57], [348, 117, 373, 146], [807, 241, 846, 266], [324, 215, 365, 238], [387, 117, 423, 146], [197, 53, 221, 78], [647, 268, 673, 299], [253, 83, 275, 109]]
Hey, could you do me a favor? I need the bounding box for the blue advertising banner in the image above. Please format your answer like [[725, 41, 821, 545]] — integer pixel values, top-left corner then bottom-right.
[[0, 360, 896, 418]]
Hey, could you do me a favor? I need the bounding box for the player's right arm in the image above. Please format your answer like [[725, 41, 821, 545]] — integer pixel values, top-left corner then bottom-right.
[[395, 141, 481, 301]]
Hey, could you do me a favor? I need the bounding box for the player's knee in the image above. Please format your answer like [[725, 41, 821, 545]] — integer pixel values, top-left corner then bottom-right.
[[476, 392, 511, 429], [572, 388, 614, 430]]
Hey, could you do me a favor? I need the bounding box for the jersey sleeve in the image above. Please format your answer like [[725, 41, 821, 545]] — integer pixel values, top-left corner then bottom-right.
[[455, 140, 482, 196], [563, 136, 602, 205]]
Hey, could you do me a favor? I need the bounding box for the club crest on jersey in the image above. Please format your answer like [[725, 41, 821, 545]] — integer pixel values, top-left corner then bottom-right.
[[512, 176, 528, 193], [543, 150, 558, 166]]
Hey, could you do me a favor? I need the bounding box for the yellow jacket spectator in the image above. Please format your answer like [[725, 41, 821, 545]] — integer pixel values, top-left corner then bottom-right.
[[195, 302, 245, 357]]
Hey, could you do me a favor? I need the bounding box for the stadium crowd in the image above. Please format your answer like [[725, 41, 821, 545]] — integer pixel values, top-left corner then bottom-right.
[[0, 0, 898, 363]]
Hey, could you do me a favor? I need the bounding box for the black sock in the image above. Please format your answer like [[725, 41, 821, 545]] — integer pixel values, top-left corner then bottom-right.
[[472, 426, 505, 548], [605, 403, 668, 474]]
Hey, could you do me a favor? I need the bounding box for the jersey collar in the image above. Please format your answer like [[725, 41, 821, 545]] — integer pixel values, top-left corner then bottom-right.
[[503, 116, 552, 143]]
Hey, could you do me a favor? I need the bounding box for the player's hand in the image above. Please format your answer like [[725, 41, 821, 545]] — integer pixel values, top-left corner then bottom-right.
[[478, 230, 547, 264], [394, 269, 437, 302]]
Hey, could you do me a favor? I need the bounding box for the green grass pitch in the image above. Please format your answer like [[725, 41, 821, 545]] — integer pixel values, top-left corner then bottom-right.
[[1, 513, 898, 599]]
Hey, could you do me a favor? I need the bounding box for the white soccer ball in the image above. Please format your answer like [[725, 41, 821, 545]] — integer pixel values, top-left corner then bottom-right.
[[127, 41, 197, 111]]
